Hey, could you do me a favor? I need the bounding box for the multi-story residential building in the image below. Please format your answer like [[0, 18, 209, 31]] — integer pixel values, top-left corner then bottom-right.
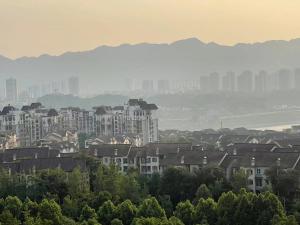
[[237, 70, 253, 93], [209, 72, 220, 92], [6, 78, 17, 103], [0, 99, 158, 148], [222, 71, 236, 92], [68, 76, 80, 96], [294, 68, 300, 90], [254, 70, 267, 93], [277, 69, 292, 91]]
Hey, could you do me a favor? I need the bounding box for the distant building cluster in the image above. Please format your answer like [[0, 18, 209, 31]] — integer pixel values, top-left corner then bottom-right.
[[2, 130, 300, 194], [87, 129, 300, 193], [0, 99, 158, 148], [1, 76, 80, 104], [125, 68, 300, 94]]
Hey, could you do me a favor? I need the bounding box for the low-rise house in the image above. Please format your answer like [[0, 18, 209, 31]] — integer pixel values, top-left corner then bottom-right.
[[89, 144, 132, 172], [2, 157, 86, 174], [0, 147, 60, 163], [220, 150, 300, 192]]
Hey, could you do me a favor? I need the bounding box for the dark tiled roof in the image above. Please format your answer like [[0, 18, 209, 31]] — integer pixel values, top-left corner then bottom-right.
[[225, 143, 277, 155], [1, 105, 15, 115], [220, 152, 300, 169], [160, 149, 226, 167], [30, 102, 42, 109], [0, 157, 86, 173], [0, 147, 60, 162], [47, 108, 59, 117], [94, 106, 112, 115], [128, 99, 158, 110], [89, 144, 131, 157]]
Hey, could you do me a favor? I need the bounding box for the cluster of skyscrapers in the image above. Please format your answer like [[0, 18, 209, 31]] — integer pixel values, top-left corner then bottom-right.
[[130, 68, 300, 94], [1, 76, 80, 104]]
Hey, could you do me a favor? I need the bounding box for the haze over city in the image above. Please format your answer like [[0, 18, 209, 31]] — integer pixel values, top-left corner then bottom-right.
[[2, 1, 300, 225]]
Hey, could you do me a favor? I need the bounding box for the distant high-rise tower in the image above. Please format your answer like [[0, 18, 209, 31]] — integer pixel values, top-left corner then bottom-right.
[[200, 76, 209, 93], [237, 70, 253, 93], [222, 71, 236, 92], [277, 69, 291, 91], [254, 70, 267, 93], [5, 78, 17, 102], [157, 80, 170, 94], [209, 72, 220, 92], [294, 68, 300, 90], [142, 80, 154, 93], [68, 76, 79, 96]]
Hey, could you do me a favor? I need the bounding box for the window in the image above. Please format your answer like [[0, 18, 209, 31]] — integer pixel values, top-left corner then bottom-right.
[[248, 179, 253, 185], [146, 158, 151, 163], [152, 157, 157, 163], [123, 158, 128, 164], [152, 166, 158, 172], [256, 168, 261, 175], [104, 158, 109, 163], [256, 178, 262, 187]]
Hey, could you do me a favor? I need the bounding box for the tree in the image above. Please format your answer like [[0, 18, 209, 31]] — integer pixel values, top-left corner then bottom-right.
[[194, 184, 212, 203], [148, 173, 161, 197], [97, 200, 116, 225], [253, 192, 286, 225], [115, 200, 137, 225], [234, 192, 253, 225], [4, 196, 22, 219], [89, 191, 112, 210], [119, 174, 141, 203], [137, 197, 166, 218], [174, 200, 194, 225], [80, 218, 101, 225], [193, 198, 217, 225], [266, 167, 300, 209], [36, 169, 68, 203], [217, 191, 237, 225], [38, 199, 63, 225], [230, 169, 248, 193], [79, 205, 97, 222], [158, 195, 173, 218], [94, 164, 122, 197], [0, 209, 21, 225], [68, 167, 90, 199], [160, 168, 195, 204], [111, 218, 123, 225], [62, 195, 79, 220]]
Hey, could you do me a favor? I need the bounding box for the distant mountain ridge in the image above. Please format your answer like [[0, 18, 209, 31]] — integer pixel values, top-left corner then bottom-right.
[[1, 38, 300, 94]]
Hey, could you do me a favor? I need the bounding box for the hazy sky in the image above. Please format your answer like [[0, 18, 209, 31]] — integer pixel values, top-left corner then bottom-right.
[[1, 0, 300, 59]]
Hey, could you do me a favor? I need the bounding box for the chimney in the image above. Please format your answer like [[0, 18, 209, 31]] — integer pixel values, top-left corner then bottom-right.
[[277, 158, 281, 167], [203, 156, 207, 165], [251, 157, 255, 167], [114, 149, 118, 156], [181, 155, 185, 164], [94, 149, 98, 157], [156, 147, 159, 155], [177, 146, 180, 154], [233, 148, 237, 155]]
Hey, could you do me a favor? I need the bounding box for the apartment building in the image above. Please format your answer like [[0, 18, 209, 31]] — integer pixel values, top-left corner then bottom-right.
[[0, 99, 158, 147]]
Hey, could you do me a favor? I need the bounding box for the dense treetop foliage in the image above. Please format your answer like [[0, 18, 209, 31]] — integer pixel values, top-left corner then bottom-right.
[[0, 155, 298, 225]]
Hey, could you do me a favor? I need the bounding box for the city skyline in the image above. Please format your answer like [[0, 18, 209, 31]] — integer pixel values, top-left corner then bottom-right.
[[2, 0, 300, 58]]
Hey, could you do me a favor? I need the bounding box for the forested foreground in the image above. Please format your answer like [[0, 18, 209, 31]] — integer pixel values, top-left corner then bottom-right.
[[0, 156, 299, 225]]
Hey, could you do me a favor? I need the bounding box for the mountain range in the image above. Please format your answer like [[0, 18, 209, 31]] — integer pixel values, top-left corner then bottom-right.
[[1, 38, 300, 94]]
